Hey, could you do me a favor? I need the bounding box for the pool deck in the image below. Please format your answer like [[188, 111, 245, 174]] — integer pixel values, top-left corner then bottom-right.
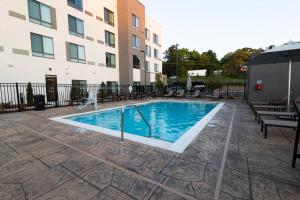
[[0, 99, 300, 200]]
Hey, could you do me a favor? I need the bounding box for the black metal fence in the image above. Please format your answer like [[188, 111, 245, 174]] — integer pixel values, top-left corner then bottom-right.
[[0, 82, 246, 114]]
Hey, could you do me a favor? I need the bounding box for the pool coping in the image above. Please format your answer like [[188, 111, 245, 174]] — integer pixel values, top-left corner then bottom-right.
[[50, 100, 224, 153]]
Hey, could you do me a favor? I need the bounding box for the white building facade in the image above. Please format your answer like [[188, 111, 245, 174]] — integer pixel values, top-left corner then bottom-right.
[[0, 0, 119, 86], [0, 0, 162, 87]]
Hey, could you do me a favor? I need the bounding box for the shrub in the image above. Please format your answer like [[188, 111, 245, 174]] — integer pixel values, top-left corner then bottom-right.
[[26, 82, 33, 106]]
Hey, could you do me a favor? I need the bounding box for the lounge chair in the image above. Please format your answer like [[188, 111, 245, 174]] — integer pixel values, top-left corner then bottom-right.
[[292, 100, 300, 168], [206, 89, 220, 100], [78, 89, 98, 110], [250, 91, 295, 110], [164, 90, 175, 97], [260, 118, 297, 139], [175, 89, 185, 97], [255, 110, 297, 124], [191, 90, 200, 98], [253, 105, 286, 112]]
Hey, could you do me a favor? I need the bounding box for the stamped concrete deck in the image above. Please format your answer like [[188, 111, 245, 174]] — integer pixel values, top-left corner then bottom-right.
[[0, 99, 300, 200]]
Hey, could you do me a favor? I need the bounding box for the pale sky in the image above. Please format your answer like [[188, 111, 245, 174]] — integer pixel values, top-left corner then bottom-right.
[[140, 0, 300, 59]]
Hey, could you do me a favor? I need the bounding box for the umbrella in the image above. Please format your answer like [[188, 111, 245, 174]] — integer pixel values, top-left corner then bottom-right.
[[186, 74, 192, 95], [262, 41, 300, 112]]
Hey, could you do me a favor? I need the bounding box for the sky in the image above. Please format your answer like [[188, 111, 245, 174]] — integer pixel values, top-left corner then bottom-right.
[[140, 0, 300, 59]]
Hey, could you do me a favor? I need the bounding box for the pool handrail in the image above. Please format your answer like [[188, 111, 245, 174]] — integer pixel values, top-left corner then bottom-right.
[[121, 105, 152, 141]]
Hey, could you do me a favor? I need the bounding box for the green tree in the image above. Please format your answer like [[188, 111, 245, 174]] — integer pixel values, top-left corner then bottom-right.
[[155, 73, 164, 94], [220, 48, 263, 78], [163, 46, 217, 82], [199, 50, 220, 76], [26, 82, 33, 106]]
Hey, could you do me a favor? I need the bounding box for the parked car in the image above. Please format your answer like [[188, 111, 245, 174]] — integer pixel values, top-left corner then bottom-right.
[[192, 81, 207, 92]]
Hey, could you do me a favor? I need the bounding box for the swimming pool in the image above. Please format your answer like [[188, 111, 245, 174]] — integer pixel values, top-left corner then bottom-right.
[[51, 100, 224, 152]]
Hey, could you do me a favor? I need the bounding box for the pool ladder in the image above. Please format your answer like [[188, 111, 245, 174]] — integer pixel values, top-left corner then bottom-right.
[[120, 105, 152, 142]]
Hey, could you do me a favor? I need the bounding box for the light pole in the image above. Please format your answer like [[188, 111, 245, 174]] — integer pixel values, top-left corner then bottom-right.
[[175, 44, 179, 90]]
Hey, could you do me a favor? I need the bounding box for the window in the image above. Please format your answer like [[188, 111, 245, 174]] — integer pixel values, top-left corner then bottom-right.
[[68, 43, 86, 63], [107, 81, 118, 95], [146, 45, 151, 57], [68, 15, 84, 38], [71, 80, 87, 100], [30, 33, 54, 58], [154, 63, 159, 72], [104, 8, 114, 26], [132, 14, 140, 28], [105, 31, 115, 47], [132, 35, 140, 49], [146, 61, 150, 71], [145, 29, 150, 40], [133, 55, 140, 69], [106, 52, 116, 68], [67, 0, 83, 11], [153, 33, 159, 45], [154, 49, 159, 59], [28, 0, 53, 28]]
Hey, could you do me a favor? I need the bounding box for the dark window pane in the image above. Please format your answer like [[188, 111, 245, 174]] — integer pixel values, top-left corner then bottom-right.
[[69, 44, 78, 60], [68, 15, 76, 33], [31, 33, 43, 54], [28, 0, 41, 20]]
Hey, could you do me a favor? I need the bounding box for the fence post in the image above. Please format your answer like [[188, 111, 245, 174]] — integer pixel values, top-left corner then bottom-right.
[[244, 81, 246, 101], [15, 83, 21, 112], [226, 83, 229, 99]]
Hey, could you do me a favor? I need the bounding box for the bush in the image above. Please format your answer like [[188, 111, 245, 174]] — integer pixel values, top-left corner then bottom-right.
[[26, 82, 33, 106], [155, 73, 164, 95], [205, 76, 223, 92]]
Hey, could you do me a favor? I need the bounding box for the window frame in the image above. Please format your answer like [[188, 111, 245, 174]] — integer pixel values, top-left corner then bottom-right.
[[146, 45, 151, 57], [132, 14, 140, 29], [132, 35, 140, 49], [28, 0, 53, 28], [154, 48, 159, 59], [154, 63, 159, 72], [68, 43, 86, 64], [153, 33, 159, 45], [30, 32, 54, 59], [68, 15, 84, 38], [105, 30, 115, 48], [106, 52, 116, 68], [133, 55, 140, 69], [67, 0, 83, 11], [104, 8, 114, 26], [145, 29, 150, 40]]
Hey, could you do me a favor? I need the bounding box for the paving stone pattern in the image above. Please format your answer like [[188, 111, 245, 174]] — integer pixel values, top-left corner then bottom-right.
[[0, 99, 300, 199]]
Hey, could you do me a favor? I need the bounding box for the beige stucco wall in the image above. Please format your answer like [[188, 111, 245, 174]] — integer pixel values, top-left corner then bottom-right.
[[0, 0, 119, 84], [145, 16, 163, 83]]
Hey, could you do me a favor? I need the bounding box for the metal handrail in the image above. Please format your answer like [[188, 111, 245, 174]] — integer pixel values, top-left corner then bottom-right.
[[121, 105, 151, 141]]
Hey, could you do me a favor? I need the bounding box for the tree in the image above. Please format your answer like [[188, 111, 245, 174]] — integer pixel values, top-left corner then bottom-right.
[[155, 73, 164, 94], [220, 48, 263, 78], [26, 82, 33, 106], [199, 50, 220, 76], [163, 46, 218, 82]]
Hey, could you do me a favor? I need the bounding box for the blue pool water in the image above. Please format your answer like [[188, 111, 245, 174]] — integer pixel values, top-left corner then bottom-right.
[[67, 101, 218, 143]]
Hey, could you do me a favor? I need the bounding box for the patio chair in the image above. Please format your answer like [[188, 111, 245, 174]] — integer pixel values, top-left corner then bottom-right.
[[164, 90, 175, 97], [175, 89, 185, 98], [260, 118, 297, 139], [255, 110, 297, 124], [206, 89, 220, 100], [292, 100, 300, 168]]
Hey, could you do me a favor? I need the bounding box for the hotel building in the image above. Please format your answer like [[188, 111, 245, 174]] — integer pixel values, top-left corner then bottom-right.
[[0, 0, 162, 87]]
